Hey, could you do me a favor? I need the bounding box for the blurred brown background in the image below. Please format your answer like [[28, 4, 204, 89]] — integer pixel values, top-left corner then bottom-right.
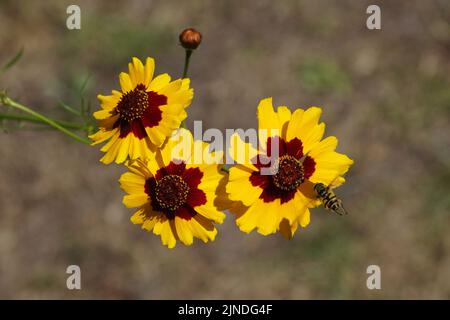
[[0, 0, 449, 299]]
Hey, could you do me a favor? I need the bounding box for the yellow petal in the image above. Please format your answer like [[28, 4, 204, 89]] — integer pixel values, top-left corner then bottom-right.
[[195, 205, 226, 224], [98, 114, 119, 130], [128, 62, 138, 88], [279, 194, 301, 225], [141, 138, 156, 159], [148, 73, 171, 92], [165, 80, 193, 108], [119, 172, 146, 194], [119, 72, 133, 92], [97, 94, 119, 110], [309, 136, 338, 157], [277, 106, 292, 137], [309, 150, 354, 185], [144, 57, 155, 87], [145, 127, 167, 147], [89, 128, 117, 145], [257, 97, 278, 132], [99, 131, 120, 151], [257, 98, 284, 147], [100, 136, 122, 164], [286, 108, 304, 141], [299, 107, 322, 135], [128, 137, 140, 160], [235, 199, 280, 235], [286, 107, 323, 147], [130, 207, 146, 225], [302, 122, 325, 153], [228, 132, 258, 170], [130, 204, 159, 231], [190, 214, 218, 243], [159, 79, 182, 96], [256, 198, 281, 236], [174, 217, 194, 246], [160, 219, 177, 249], [93, 109, 113, 120], [127, 159, 154, 179], [226, 166, 262, 207], [131, 57, 145, 85], [160, 128, 193, 165], [142, 217, 158, 231], [123, 193, 149, 208], [299, 209, 311, 227], [115, 134, 132, 163]]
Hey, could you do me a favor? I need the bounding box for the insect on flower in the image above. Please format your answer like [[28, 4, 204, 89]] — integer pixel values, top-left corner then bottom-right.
[[297, 155, 348, 216], [312, 176, 348, 216], [226, 97, 354, 239]]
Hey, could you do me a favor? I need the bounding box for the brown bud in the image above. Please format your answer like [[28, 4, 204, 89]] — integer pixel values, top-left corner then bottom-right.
[[179, 28, 202, 50]]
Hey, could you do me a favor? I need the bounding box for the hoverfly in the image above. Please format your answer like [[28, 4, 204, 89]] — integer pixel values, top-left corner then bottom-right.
[[313, 177, 348, 216], [292, 152, 348, 215]]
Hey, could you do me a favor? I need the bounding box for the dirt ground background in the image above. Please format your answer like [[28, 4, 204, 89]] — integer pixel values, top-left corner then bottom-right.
[[0, 0, 449, 299]]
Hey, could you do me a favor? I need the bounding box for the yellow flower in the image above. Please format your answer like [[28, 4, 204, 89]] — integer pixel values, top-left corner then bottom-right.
[[90, 57, 193, 164], [227, 98, 353, 238], [119, 129, 227, 248]]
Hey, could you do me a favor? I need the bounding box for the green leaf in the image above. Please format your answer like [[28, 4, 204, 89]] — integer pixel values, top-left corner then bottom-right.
[[78, 74, 91, 95], [57, 100, 82, 117], [0, 48, 24, 75]]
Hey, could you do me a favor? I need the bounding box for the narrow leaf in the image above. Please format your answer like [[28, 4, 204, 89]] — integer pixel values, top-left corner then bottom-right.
[[0, 48, 24, 75], [57, 100, 82, 116]]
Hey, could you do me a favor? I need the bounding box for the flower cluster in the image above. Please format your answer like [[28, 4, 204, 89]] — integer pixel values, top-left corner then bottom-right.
[[227, 98, 353, 239], [89, 31, 353, 248]]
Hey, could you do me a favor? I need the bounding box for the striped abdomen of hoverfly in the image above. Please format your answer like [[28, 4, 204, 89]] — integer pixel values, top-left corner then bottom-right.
[[313, 183, 347, 215]]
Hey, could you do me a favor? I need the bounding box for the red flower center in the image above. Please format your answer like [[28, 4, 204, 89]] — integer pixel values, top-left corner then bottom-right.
[[249, 137, 316, 204], [272, 155, 305, 191], [112, 84, 167, 139], [154, 175, 190, 211], [117, 86, 149, 122], [145, 161, 207, 220]]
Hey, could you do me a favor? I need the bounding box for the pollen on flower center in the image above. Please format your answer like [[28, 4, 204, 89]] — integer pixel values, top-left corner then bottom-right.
[[116, 85, 149, 122], [154, 175, 190, 211], [272, 155, 305, 192]]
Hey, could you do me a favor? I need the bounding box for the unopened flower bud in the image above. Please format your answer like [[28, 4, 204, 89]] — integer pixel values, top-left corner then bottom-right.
[[179, 28, 202, 50]]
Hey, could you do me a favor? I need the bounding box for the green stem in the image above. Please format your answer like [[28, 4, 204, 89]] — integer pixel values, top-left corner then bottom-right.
[[0, 112, 85, 130], [0, 94, 91, 144], [181, 49, 193, 129], [182, 49, 193, 79], [221, 166, 230, 174]]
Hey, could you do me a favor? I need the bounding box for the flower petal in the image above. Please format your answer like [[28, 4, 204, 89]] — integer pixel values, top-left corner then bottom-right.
[[144, 57, 155, 87], [226, 166, 262, 207], [119, 72, 133, 92], [174, 216, 194, 246], [123, 193, 149, 208]]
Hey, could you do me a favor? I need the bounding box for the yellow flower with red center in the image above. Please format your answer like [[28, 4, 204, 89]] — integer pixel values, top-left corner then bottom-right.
[[227, 98, 353, 238], [119, 129, 227, 248], [90, 57, 193, 164]]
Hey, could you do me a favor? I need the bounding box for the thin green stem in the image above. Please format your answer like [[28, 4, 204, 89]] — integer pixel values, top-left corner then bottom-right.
[[0, 94, 91, 144], [0, 112, 85, 130], [221, 166, 230, 174], [182, 49, 193, 79], [181, 49, 193, 129]]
